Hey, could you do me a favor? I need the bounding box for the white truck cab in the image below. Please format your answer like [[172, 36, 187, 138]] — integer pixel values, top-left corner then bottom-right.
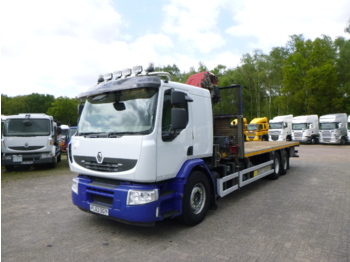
[[292, 115, 319, 144], [269, 115, 293, 141], [1, 113, 61, 171], [319, 113, 348, 145]]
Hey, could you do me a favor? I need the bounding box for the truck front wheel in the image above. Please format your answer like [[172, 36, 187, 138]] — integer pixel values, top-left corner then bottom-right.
[[181, 171, 210, 226]]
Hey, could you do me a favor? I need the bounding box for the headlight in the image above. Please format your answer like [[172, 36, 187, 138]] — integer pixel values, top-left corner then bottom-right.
[[72, 178, 79, 194], [3, 155, 11, 160], [127, 189, 159, 205], [40, 153, 53, 159]]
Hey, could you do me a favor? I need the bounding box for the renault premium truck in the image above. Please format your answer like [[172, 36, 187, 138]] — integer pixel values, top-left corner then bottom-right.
[[268, 115, 293, 141], [1, 113, 62, 171], [292, 115, 319, 144], [246, 117, 269, 141], [319, 113, 348, 145], [69, 66, 299, 226]]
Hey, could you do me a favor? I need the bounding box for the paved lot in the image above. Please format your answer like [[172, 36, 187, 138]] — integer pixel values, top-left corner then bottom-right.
[[2, 144, 350, 262]]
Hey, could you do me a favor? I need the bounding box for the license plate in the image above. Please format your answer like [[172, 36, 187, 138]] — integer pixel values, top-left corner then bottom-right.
[[13, 155, 23, 162], [90, 204, 109, 216], [22, 161, 33, 164]]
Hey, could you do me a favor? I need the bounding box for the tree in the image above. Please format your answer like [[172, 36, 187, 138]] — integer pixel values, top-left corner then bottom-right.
[[47, 97, 79, 126]]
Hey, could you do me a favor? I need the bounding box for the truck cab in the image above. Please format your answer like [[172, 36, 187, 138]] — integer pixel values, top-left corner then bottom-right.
[[1, 113, 61, 171], [292, 115, 319, 144], [246, 117, 269, 141], [319, 113, 348, 145], [268, 115, 293, 141]]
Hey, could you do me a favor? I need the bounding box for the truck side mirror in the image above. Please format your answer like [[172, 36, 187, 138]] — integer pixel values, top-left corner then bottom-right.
[[78, 104, 84, 116], [309, 124, 313, 129], [171, 91, 193, 105], [283, 122, 288, 128], [57, 126, 62, 135], [171, 108, 187, 130], [338, 123, 343, 128]]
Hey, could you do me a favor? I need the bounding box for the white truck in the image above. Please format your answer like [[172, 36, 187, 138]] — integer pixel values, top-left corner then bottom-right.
[[268, 115, 293, 141], [319, 113, 348, 145], [69, 66, 299, 226], [1, 113, 62, 171], [291, 115, 319, 144]]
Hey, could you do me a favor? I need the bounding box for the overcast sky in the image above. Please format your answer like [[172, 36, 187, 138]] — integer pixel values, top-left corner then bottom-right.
[[1, 0, 349, 98]]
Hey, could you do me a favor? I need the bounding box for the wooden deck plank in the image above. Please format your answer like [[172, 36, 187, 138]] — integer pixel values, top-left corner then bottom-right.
[[244, 141, 299, 157]]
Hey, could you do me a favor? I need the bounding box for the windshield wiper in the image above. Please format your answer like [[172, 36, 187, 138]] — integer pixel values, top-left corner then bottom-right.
[[107, 131, 150, 137], [77, 132, 109, 138]]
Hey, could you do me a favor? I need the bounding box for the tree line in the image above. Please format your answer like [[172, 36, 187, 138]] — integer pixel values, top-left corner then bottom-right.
[[2, 27, 350, 124]]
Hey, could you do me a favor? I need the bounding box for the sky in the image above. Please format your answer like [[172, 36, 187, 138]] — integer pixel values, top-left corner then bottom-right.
[[1, 0, 350, 99]]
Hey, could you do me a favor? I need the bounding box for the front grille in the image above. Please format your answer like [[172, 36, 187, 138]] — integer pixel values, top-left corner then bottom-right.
[[74, 156, 137, 172], [271, 135, 279, 141], [9, 146, 44, 151], [92, 195, 113, 205], [294, 132, 302, 138]]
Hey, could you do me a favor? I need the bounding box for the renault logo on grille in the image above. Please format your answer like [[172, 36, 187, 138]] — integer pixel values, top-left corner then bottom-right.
[[24, 143, 29, 148], [96, 152, 103, 164]]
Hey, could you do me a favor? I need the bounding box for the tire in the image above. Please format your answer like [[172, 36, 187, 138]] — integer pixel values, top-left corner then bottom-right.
[[57, 154, 61, 163], [280, 150, 289, 175], [181, 171, 210, 226], [5, 165, 14, 172], [269, 152, 281, 180], [310, 137, 316, 144], [50, 157, 57, 168], [340, 137, 346, 145]]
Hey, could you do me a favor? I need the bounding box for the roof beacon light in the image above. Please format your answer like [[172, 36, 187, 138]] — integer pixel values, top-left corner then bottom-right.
[[97, 75, 104, 84], [132, 66, 143, 76], [114, 70, 122, 79], [104, 73, 113, 81], [123, 68, 132, 78]]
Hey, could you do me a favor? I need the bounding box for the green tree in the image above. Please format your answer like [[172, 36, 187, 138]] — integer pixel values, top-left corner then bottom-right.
[[47, 97, 79, 126]]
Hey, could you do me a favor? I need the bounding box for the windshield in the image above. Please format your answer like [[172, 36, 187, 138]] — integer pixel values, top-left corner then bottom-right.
[[269, 122, 282, 129], [78, 88, 159, 136], [4, 119, 51, 136], [320, 122, 337, 130], [292, 123, 308, 130], [247, 124, 258, 131]]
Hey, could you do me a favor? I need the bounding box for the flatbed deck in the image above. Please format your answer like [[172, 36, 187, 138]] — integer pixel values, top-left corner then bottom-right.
[[244, 141, 299, 157]]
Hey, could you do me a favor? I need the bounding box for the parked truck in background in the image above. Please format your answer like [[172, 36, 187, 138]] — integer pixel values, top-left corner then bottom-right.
[[292, 115, 319, 144], [319, 113, 348, 145], [269, 115, 293, 141], [231, 118, 247, 141], [69, 66, 299, 226], [246, 117, 269, 141], [1, 113, 62, 171]]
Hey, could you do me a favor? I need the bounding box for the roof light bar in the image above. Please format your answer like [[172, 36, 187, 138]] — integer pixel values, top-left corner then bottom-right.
[[97, 75, 104, 84], [114, 71, 122, 79], [104, 73, 113, 81], [132, 66, 143, 76], [123, 68, 132, 78]]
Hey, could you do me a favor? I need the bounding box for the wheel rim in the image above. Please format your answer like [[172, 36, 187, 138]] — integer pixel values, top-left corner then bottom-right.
[[190, 183, 206, 214], [283, 153, 287, 170], [275, 157, 280, 174]]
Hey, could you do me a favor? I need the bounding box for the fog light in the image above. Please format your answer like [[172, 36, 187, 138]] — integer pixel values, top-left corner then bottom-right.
[[72, 178, 79, 194], [127, 189, 159, 205], [41, 153, 52, 159]]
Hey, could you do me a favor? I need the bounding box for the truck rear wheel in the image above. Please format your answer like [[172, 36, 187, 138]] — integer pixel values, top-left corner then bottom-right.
[[281, 150, 289, 175], [270, 152, 281, 180], [181, 171, 210, 226]]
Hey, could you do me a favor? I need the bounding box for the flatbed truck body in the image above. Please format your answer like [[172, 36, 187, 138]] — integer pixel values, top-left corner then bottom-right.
[[70, 67, 299, 226]]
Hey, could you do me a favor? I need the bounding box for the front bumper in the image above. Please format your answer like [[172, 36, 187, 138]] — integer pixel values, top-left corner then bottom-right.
[[2, 153, 56, 166], [72, 176, 182, 226]]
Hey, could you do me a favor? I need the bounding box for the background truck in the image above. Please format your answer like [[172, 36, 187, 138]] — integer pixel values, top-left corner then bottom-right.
[[1, 113, 61, 171], [319, 113, 348, 145], [69, 66, 299, 226], [292, 115, 319, 144], [231, 118, 247, 141], [348, 116, 350, 144], [268, 115, 293, 141], [246, 117, 269, 141]]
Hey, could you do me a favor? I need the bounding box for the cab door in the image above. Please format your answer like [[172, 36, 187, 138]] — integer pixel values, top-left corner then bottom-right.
[[156, 89, 193, 181]]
